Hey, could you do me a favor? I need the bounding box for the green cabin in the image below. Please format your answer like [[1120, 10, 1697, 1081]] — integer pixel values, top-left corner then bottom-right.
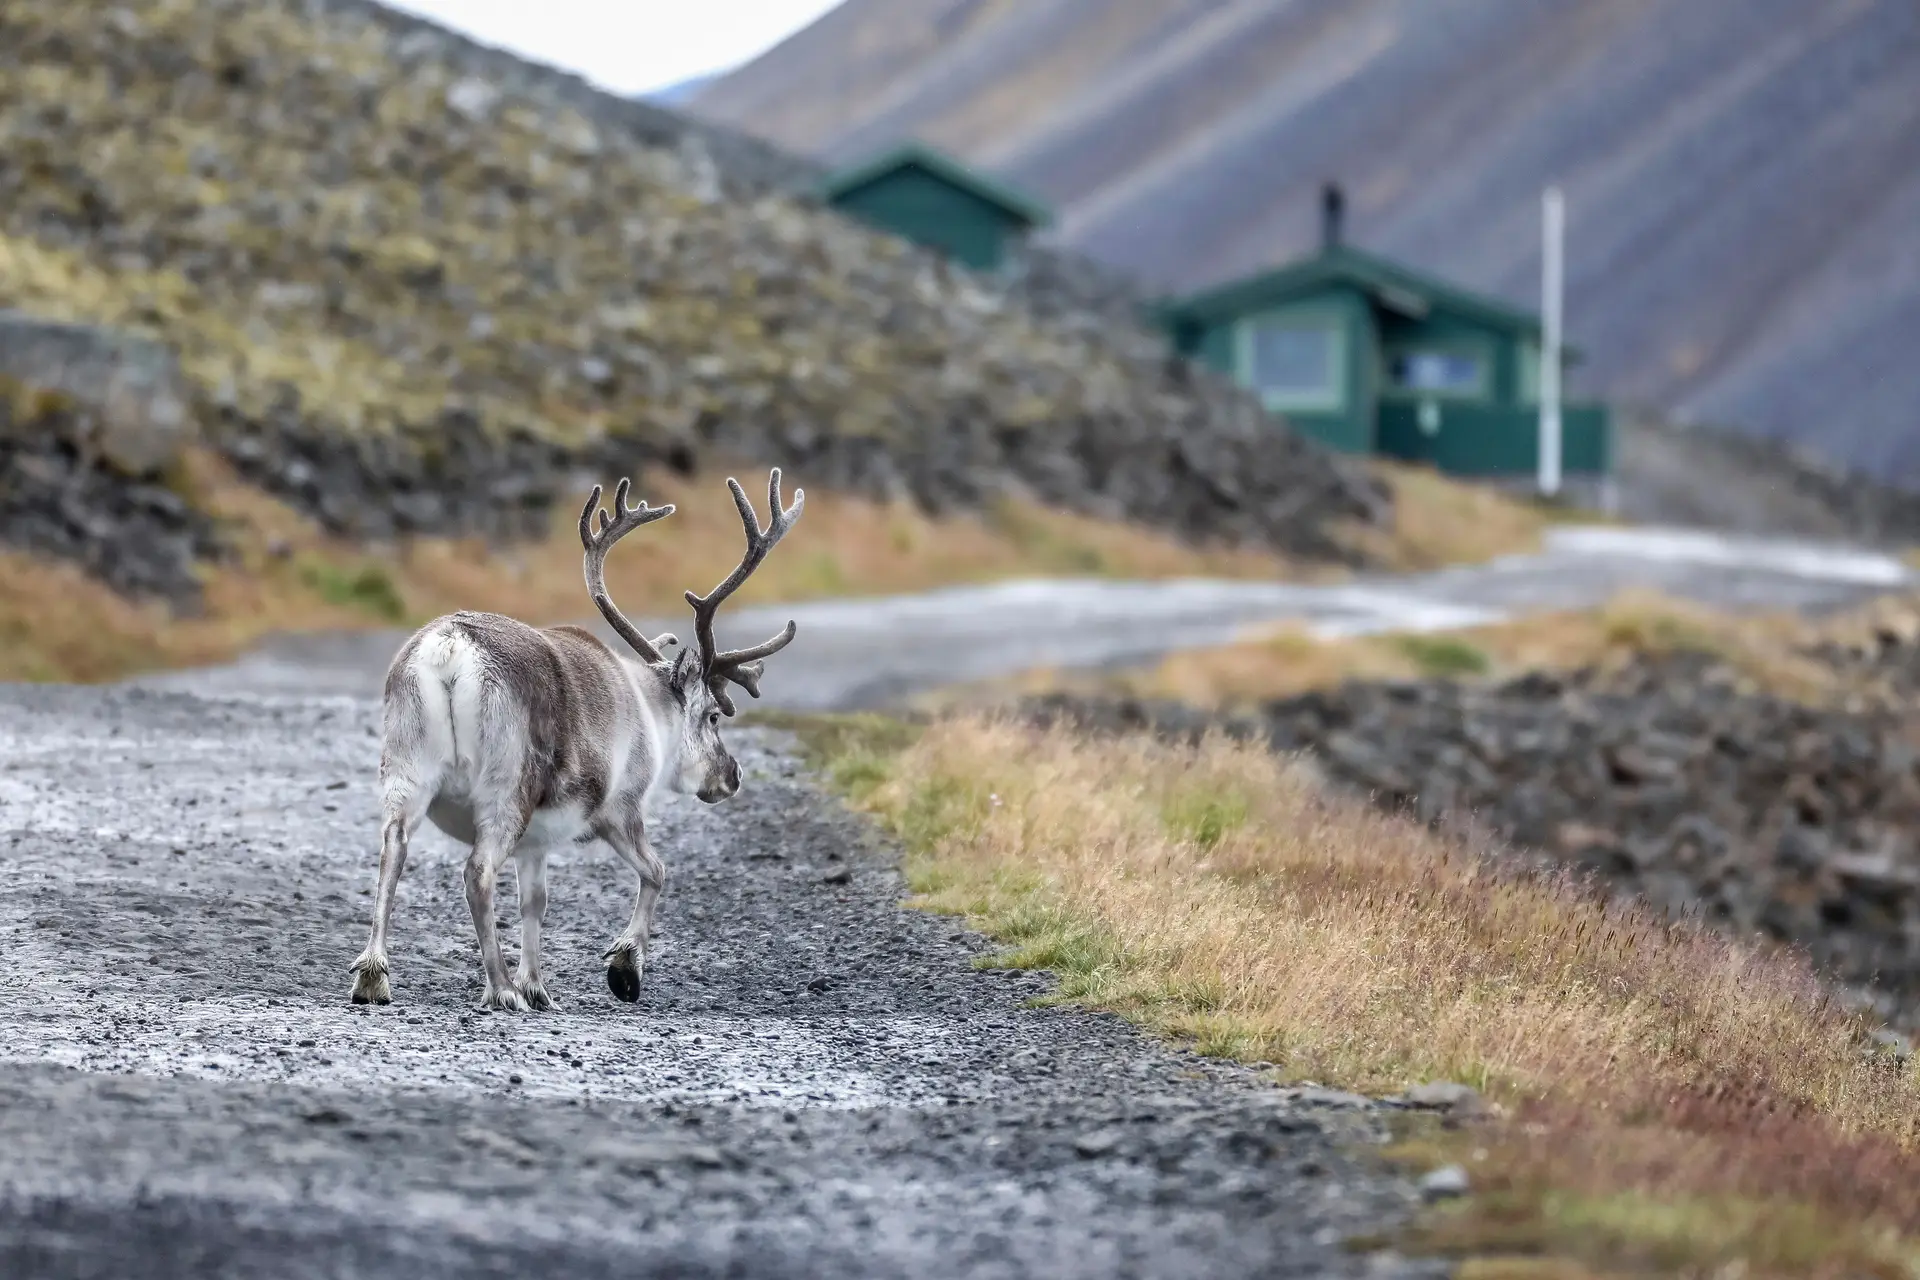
[[815, 141, 1053, 273], [1155, 187, 1611, 480]]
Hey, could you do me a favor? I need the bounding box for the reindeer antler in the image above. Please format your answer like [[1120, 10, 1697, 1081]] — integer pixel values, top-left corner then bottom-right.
[[684, 468, 805, 714], [580, 477, 678, 663]]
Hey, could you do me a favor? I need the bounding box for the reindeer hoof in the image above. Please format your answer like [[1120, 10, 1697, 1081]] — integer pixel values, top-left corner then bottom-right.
[[478, 984, 531, 1013], [516, 977, 554, 1012], [604, 947, 642, 1003], [349, 955, 391, 1006]]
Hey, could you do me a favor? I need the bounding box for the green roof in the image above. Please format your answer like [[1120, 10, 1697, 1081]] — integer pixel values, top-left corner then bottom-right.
[[1158, 244, 1545, 337], [815, 141, 1054, 229]]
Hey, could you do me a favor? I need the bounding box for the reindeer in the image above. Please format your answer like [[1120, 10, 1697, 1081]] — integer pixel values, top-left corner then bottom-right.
[[348, 469, 804, 1012]]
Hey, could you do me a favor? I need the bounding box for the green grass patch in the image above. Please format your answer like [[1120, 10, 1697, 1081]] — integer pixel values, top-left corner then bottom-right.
[[746, 710, 923, 802], [1393, 632, 1491, 678], [791, 549, 852, 596], [1398, 1182, 1917, 1277], [1160, 781, 1251, 850], [297, 557, 408, 622], [985, 499, 1108, 575]]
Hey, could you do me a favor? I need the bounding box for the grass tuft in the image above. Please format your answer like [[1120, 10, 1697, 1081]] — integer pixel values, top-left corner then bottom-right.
[[1393, 632, 1492, 678], [296, 558, 407, 621], [1344, 461, 1609, 571]]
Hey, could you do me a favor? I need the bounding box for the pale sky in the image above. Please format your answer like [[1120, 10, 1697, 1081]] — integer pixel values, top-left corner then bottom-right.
[[379, 1, 845, 97]]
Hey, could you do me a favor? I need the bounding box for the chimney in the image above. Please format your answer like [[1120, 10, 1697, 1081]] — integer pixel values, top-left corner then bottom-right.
[[1321, 182, 1345, 250]]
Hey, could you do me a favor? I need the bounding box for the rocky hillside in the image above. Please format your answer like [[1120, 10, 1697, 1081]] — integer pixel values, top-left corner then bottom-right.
[[1612, 414, 1920, 547], [0, 0, 1387, 595], [695, 0, 1920, 483], [1022, 613, 1920, 1027]]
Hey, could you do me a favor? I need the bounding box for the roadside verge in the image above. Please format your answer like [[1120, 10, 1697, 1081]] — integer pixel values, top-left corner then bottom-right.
[[775, 712, 1920, 1276]]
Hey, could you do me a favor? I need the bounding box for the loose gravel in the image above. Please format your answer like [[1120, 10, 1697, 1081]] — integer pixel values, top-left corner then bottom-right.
[[0, 683, 1442, 1279]]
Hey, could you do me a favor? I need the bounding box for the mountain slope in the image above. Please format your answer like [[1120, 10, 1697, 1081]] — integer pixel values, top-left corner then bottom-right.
[[646, 72, 721, 105], [694, 0, 1920, 481]]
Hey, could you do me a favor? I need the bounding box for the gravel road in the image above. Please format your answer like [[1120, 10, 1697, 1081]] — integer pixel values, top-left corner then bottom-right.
[[0, 683, 1446, 1279], [131, 524, 1916, 710]]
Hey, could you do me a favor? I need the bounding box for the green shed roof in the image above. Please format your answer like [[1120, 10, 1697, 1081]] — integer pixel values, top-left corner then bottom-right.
[[815, 141, 1054, 229], [1159, 244, 1544, 337]]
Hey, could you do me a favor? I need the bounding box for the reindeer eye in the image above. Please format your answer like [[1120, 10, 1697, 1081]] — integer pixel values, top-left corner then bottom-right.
[[708, 711, 721, 727]]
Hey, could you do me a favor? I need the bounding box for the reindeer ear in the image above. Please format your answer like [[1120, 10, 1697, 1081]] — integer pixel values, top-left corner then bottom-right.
[[668, 645, 698, 693]]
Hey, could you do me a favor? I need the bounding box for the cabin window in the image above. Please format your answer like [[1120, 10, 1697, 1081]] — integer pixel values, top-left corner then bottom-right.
[[1388, 348, 1486, 397], [1389, 350, 1485, 395], [1238, 318, 1343, 411]]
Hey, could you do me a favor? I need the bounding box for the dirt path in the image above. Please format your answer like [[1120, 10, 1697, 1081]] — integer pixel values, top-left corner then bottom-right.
[[130, 525, 1915, 711], [0, 683, 1443, 1279]]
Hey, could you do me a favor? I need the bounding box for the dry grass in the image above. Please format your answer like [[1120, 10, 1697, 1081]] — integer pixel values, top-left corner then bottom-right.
[[1345, 461, 1590, 571], [0, 451, 1309, 684], [1097, 588, 1853, 710], [797, 715, 1920, 1276]]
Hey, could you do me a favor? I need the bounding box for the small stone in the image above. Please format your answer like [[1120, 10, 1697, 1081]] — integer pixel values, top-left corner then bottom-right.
[[1290, 1086, 1375, 1111], [821, 866, 853, 885], [805, 976, 830, 993], [445, 77, 501, 123], [1420, 1164, 1471, 1200], [1072, 1129, 1122, 1158], [587, 1137, 727, 1174], [508, 1074, 522, 1084], [1403, 1080, 1483, 1114], [1871, 1028, 1912, 1059]]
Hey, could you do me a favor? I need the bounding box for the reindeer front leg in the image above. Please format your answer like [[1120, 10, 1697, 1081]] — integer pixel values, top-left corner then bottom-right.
[[594, 808, 666, 1004]]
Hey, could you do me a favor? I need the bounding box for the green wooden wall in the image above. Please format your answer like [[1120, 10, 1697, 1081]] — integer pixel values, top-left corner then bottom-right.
[[827, 165, 1027, 271], [1173, 283, 1611, 478], [1376, 401, 1611, 475]]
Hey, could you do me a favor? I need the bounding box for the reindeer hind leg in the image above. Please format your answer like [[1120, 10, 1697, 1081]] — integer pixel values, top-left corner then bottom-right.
[[351, 783, 433, 1005], [512, 849, 553, 1011], [352, 667, 440, 1006]]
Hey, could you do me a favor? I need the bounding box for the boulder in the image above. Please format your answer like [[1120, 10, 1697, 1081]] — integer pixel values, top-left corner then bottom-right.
[[0, 312, 192, 478]]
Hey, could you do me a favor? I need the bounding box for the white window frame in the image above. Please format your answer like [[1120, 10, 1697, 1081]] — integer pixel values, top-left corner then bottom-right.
[[1518, 338, 1540, 404], [1382, 341, 1492, 401], [1234, 312, 1347, 413]]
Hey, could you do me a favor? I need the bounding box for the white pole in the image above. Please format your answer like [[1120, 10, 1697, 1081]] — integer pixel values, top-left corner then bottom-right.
[[1539, 185, 1564, 499]]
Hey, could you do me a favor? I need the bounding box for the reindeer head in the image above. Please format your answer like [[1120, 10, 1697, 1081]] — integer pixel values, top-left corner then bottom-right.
[[579, 469, 805, 805]]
